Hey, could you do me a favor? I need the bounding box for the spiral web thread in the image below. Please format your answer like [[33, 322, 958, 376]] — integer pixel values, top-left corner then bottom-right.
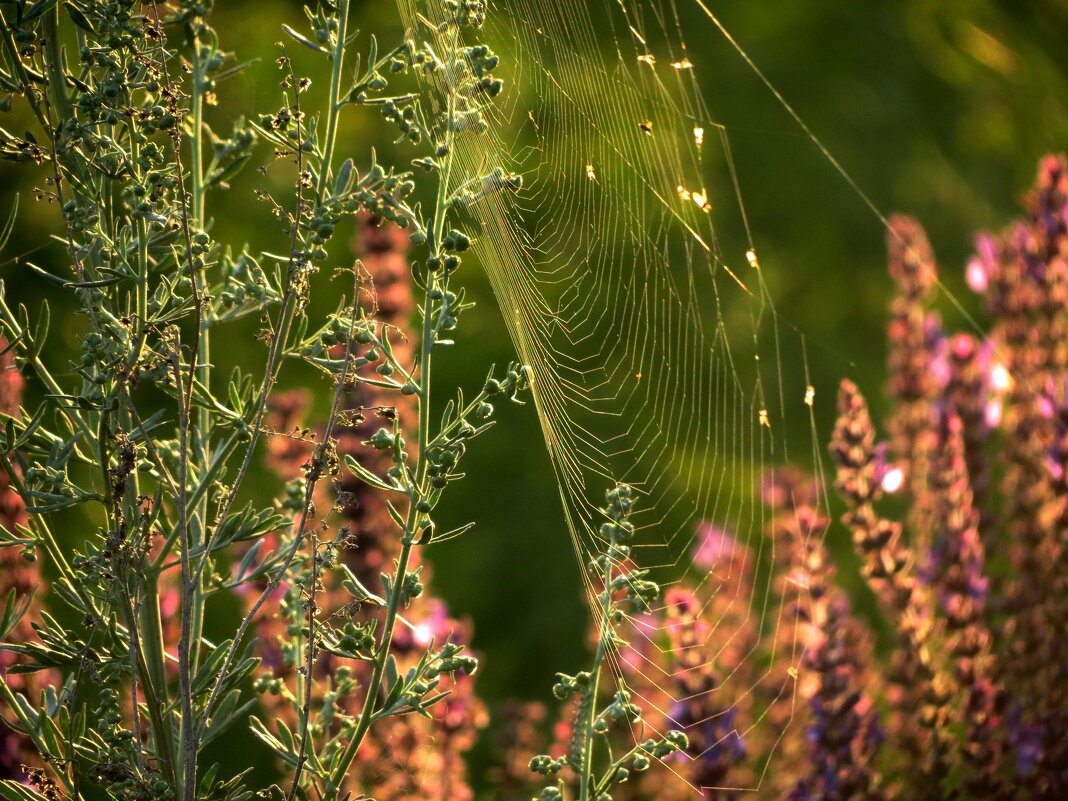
[[393, 0, 861, 792]]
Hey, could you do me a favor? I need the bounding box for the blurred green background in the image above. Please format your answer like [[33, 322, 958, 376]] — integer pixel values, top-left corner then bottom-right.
[[2, 0, 1067, 786]]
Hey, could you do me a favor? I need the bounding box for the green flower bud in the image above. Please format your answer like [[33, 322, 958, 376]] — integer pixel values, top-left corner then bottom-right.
[[367, 428, 394, 450]]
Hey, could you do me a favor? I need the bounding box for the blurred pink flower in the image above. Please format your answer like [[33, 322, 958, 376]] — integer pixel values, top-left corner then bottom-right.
[[692, 522, 739, 570]]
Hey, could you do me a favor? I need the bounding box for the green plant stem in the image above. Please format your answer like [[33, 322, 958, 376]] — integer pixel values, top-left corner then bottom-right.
[[187, 11, 350, 744], [189, 36, 206, 227], [326, 262, 431, 793], [171, 345, 197, 801], [139, 581, 176, 726], [327, 21, 462, 792], [593, 743, 645, 798], [192, 34, 341, 749], [149, 428, 243, 570], [577, 567, 612, 801], [187, 42, 314, 594], [188, 27, 210, 678], [130, 124, 151, 369], [43, 6, 73, 123], [286, 287, 366, 799], [328, 538, 412, 788], [315, 0, 351, 203]]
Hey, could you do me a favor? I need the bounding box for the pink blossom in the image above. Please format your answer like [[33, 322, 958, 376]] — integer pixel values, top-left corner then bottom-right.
[[692, 522, 738, 569], [985, 397, 1004, 429]]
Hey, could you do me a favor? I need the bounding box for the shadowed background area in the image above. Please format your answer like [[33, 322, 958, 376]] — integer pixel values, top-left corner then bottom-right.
[[1, 0, 1066, 790]]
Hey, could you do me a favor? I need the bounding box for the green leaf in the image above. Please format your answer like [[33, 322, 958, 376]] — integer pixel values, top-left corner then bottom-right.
[[65, 3, 96, 32], [429, 521, 475, 544], [274, 716, 296, 752], [367, 35, 378, 76], [383, 654, 400, 706], [127, 408, 169, 442], [201, 689, 257, 747], [385, 499, 406, 529], [207, 504, 288, 552], [12, 402, 48, 450], [344, 453, 397, 493], [30, 299, 46, 358], [228, 375, 244, 414], [0, 194, 17, 251], [281, 25, 330, 54], [230, 539, 263, 586], [63, 275, 123, 289], [39, 712, 67, 763], [20, 0, 61, 24], [333, 158, 356, 196], [249, 716, 298, 765], [0, 780, 53, 801], [439, 399, 455, 432], [211, 769, 256, 801], [339, 564, 385, 606], [0, 587, 33, 638], [191, 639, 234, 697], [50, 576, 90, 614], [199, 764, 220, 798], [42, 684, 60, 716], [11, 691, 37, 729], [208, 153, 252, 187]]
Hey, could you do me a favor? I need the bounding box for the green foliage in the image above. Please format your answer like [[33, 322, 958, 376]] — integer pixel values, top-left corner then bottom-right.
[[530, 485, 687, 801], [0, 0, 529, 799]]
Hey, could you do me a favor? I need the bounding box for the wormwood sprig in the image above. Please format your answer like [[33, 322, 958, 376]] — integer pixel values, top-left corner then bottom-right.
[[529, 485, 687, 801], [0, 0, 526, 799]]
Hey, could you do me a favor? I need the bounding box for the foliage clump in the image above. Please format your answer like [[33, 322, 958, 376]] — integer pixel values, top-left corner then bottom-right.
[[0, 0, 538, 799]]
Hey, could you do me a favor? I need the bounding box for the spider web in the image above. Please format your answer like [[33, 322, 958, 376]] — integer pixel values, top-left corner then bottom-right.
[[395, 0, 862, 792]]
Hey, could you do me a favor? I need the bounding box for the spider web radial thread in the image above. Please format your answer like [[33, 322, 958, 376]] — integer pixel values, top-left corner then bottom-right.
[[394, 0, 820, 792]]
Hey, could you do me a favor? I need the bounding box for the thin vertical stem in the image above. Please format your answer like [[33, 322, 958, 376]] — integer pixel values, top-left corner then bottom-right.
[[577, 563, 612, 801], [170, 340, 197, 801], [327, 19, 462, 793], [315, 0, 351, 203], [187, 26, 210, 677]]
